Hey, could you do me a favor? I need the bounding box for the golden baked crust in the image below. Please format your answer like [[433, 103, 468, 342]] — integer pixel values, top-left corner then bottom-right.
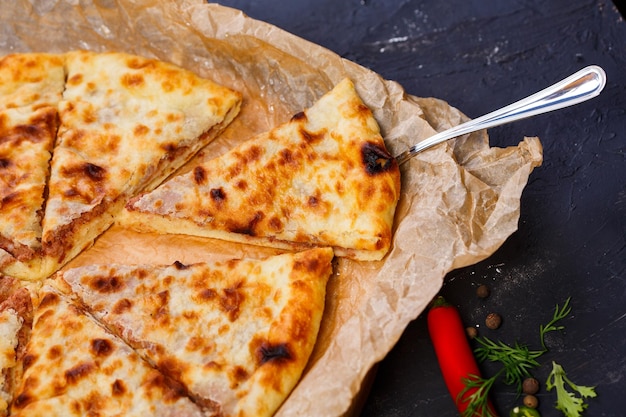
[[59, 247, 333, 417], [121, 78, 401, 261], [10, 284, 209, 417]]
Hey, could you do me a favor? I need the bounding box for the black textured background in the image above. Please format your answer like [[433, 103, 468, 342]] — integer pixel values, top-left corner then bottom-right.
[[216, 1, 625, 415]]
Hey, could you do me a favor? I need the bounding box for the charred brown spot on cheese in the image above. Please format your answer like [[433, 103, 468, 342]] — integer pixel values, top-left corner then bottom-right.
[[111, 379, 126, 396], [220, 283, 244, 322], [91, 338, 114, 357], [126, 57, 154, 70], [160, 142, 178, 159], [47, 345, 63, 360], [121, 72, 145, 88], [145, 371, 187, 402], [65, 362, 95, 385], [299, 127, 325, 145], [12, 392, 33, 409], [257, 342, 293, 365], [173, 260, 189, 270], [268, 216, 283, 231], [210, 187, 226, 205], [21, 353, 37, 371], [38, 291, 60, 308], [290, 111, 307, 122], [235, 179, 248, 190], [231, 366, 249, 385], [67, 73, 83, 86], [112, 298, 133, 314], [250, 144, 265, 163], [232, 211, 264, 236], [61, 162, 106, 185], [278, 148, 295, 167], [198, 288, 217, 301], [1, 191, 16, 206], [0, 158, 10, 169], [193, 165, 207, 185], [134, 124, 149, 136], [156, 356, 187, 383], [81, 107, 97, 124], [90, 275, 124, 293], [361, 142, 395, 175]]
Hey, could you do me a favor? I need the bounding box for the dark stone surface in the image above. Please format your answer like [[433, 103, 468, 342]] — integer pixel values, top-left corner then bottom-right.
[[217, 1, 626, 415]]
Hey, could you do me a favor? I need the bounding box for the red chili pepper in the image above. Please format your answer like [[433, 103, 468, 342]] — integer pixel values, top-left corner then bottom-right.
[[427, 296, 497, 416]]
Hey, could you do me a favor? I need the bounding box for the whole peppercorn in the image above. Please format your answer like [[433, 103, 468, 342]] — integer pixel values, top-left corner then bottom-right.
[[523, 394, 539, 409], [522, 377, 540, 395], [485, 312, 502, 329], [466, 326, 478, 339], [476, 284, 491, 299]]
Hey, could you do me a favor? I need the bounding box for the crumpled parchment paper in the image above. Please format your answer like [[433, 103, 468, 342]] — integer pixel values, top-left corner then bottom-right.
[[1, 1, 543, 416]]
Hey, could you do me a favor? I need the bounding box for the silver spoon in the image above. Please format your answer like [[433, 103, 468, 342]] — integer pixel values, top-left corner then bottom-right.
[[394, 65, 607, 165]]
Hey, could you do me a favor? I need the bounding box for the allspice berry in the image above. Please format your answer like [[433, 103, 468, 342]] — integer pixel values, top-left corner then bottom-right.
[[485, 312, 502, 329], [476, 284, 490, 298], [466, 326, 478, 339], [522, 377, 540, 395], [523, 394, 539, 409]]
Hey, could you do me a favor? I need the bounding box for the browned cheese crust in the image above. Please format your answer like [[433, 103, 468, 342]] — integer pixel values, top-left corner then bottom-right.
[[121, 78, 401, 261], [59, 247, 334, 417]]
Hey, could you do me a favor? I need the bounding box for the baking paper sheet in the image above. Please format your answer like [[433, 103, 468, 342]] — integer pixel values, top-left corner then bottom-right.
[[1, 1, 543, 415]]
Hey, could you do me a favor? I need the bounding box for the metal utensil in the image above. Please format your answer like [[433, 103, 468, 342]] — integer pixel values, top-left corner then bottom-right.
[[394, 65, 607, 165]]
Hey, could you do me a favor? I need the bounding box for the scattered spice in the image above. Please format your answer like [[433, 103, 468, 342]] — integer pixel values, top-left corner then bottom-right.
[[466, 326, 478, 339], [476, 284, 491, 298], [485, 312, 502, 329], [523, 394, 539, 408], [523, 377, 540, 395]]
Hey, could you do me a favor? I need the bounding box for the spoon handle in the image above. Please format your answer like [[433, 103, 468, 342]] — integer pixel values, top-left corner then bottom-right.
[[395, 65, 607, 165]]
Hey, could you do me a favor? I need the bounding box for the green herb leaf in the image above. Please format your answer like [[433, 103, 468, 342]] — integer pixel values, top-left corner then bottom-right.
[[459, 374, 499, 417], [546, 361, 597, 417], [539, 297, 572, 351]]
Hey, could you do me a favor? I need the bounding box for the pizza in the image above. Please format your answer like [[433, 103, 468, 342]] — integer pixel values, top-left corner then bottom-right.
[[0, 50, 399, 417], [0, 277, 33, 416], [0, 53, 66, 279], [120, 78, 402, 261], [10, 247, 333, 417], [0, 51, 242, 281]]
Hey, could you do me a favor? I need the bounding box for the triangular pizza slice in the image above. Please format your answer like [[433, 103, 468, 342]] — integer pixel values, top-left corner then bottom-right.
[[59, 247, 333, 417], [10, 283, 210, 417], [38, 50, 242, 280], [0, 53, 66, 279], [119, 78, 401, 261]]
